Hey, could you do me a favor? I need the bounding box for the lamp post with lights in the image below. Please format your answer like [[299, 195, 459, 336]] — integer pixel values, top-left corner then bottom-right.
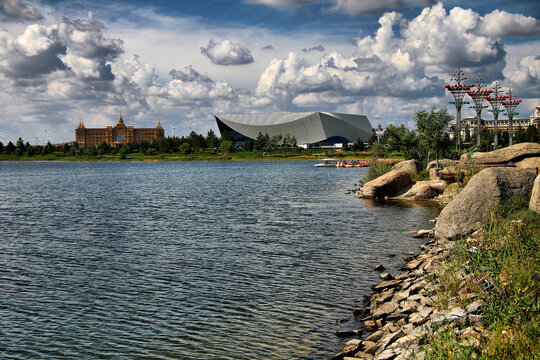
[[501, 88, 522, 146], [444, 67, 472, 151], [466, 75, 492, 149]]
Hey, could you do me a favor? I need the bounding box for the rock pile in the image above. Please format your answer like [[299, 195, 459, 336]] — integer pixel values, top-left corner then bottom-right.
[[330, 236, 490, 360]]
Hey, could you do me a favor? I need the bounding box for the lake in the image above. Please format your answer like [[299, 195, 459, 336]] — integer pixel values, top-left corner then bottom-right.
[[0, 161, 439, 359]]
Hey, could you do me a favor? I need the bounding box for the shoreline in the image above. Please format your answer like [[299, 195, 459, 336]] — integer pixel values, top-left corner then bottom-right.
[[331, 228, 450, 360]]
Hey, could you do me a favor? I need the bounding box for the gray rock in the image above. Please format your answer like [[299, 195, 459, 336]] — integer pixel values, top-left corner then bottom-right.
[[388, 333, 423, 350], [469, 314, 484, 327], [394, 347, 422, 360], [363, 341, 379, 355], [336, 329, 362, 337], [460, 142, 540, 164], [466, 300, 483, 314], [375, 331, 405, 355], [372, 302, 399, 319], [380, 273, 394, 280], [364, 328, 388, 343], [530, 175, 540, 214], [346, 338, 362, 347], [446, 307, 466, 324], [374, 348, 399, 360], [350, 352, 374, 359], [392, 289, 410, 303], [362, 170, 413, 199], [392, 159, 421, 175], [364, 320, 377, 329], [435, 167, 537, 239], [427, 159, 459, 171], [372, 279, 402, 292]]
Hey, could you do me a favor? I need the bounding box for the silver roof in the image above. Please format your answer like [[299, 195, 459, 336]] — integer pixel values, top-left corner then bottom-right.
[[215, 111, 373, 144]]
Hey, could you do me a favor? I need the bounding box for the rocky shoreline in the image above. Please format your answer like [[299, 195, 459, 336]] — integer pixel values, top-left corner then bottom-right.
[[330, 229, 486, 360], [331, 142, 540, 360]]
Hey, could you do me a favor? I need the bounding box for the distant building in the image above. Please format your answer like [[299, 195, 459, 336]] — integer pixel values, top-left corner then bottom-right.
[[460, 106, 540, 138], [215, 111, 373, 147], [75, 115, 164, 147]]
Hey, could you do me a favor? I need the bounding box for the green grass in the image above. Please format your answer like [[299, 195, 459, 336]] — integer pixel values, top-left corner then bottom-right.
[[0, 149, 380, 162], [363, 160, 393, 182], [423, 198, 540, 360]]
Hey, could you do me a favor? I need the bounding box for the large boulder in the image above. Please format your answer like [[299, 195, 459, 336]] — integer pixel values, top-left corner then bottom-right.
[[530, 175, 540, 214], [460, 142, 540, 164], [515, 157, 540, 170], [363, 170, 413, 199], [392, 159, 421, 175], [435, 167, 537, 239], [391, 180, 446, 201]]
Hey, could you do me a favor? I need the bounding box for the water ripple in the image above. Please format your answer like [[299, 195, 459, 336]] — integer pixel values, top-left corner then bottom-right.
[[0, 161, 439, 359]]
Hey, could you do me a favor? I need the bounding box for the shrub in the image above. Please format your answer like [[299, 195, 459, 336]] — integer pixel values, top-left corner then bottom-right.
[[363, 160, 392, 182]]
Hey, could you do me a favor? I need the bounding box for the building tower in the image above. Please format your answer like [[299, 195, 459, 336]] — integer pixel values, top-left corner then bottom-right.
[[501, 88, 522, 146], [466, 75, 491, 149], [444, 67, 471, 151], [485, 81, 505, 149]]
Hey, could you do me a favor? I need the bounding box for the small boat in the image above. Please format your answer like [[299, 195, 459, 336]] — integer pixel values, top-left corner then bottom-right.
[[337, 160, 370, 168], [314, 158, 337, 167]]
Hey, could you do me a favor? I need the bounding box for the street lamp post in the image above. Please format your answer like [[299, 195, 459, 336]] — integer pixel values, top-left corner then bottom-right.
[[444, 67, 471, 152], [466, 76, 491, 149], [501, 88, 522, 146], [485, 81, 505, 149]]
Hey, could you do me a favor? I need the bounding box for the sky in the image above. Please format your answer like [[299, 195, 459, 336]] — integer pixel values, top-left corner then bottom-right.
[[0, 0, 538, 144]]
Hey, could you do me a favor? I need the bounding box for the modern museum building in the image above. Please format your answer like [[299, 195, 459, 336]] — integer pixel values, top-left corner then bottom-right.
[[215, 112, 373, 147]]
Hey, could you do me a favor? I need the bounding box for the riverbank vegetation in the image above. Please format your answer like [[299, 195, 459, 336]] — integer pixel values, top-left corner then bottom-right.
[[0, 128, 396, 161], [422, 198, 539, 359]]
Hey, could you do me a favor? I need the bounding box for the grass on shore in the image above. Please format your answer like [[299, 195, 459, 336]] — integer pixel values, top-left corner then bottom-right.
[[0, 150, 387, 162], [423, 197, 540, 359]]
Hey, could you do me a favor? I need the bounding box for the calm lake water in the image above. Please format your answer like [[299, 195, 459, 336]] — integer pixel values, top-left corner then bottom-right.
[[0, 161, 439, 359]]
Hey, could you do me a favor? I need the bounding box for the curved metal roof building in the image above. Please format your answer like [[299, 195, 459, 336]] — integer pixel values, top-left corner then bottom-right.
[[215, 112, 373, 144]]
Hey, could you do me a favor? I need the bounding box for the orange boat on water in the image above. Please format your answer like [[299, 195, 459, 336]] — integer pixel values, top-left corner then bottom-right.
[[336, 160, 369, 168]]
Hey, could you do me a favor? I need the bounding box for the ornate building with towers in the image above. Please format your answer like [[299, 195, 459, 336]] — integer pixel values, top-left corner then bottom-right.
[[75, 115, 164, 147]]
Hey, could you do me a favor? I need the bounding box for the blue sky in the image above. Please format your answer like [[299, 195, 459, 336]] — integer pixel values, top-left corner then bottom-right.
[[0, 0, 538, 143]]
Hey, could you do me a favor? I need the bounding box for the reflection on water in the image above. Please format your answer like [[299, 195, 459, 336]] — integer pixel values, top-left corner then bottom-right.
[[0, 161, 439, 359]]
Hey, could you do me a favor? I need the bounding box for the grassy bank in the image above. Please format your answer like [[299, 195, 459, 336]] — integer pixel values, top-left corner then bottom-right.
[[423, 198, 539, 359], [0, 150, 401, 162]]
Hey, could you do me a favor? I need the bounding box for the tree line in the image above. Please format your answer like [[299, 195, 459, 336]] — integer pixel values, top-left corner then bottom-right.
[[0, 130, 303, 157]]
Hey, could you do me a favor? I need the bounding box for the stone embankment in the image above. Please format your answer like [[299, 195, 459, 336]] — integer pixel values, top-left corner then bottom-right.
[[330, 230, 491, 360]]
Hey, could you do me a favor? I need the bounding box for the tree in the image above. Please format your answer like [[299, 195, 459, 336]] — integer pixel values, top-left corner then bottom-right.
[[180, 142, 191, 154], [524, 125, 539, 143], [351, 138, 365, 152], [244, 138, 254, 151], [383, 124, 419, 159], [5, 141, 16, 154], [514, 127, 526, 143], [0, 142, 4, 154], [500, 131, 509, 147], [206, 129, 220, 149], [62, 143, 70, 153], [220, 140, 235, 154], [414, 107, 454, 167], [98, 141, 111, 153], [255, 132, 266, 151], [16, 137, 25, 153]]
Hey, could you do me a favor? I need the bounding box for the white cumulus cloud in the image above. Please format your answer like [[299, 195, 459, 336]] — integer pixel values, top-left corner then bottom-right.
[[200, 39, 254, 66], [476, 10, 540, 38]]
